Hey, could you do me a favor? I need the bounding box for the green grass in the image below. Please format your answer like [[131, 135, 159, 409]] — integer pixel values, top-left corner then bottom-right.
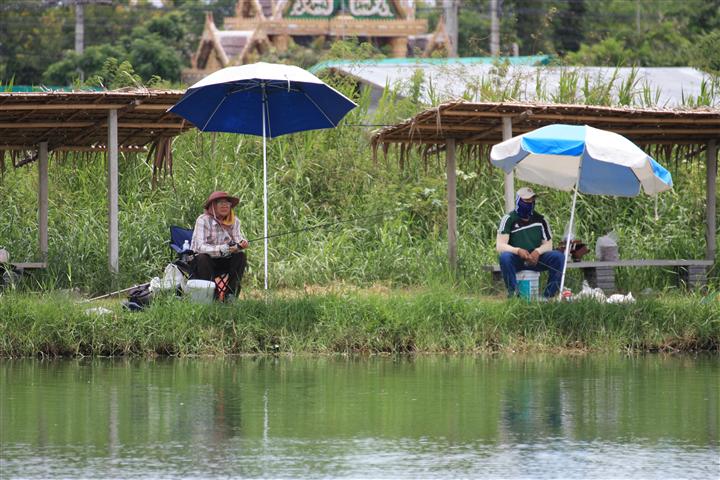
[[1, 288, 717, 357]]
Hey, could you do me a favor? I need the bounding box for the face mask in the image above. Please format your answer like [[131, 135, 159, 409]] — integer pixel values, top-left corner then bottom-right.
[[516, 197, 535, 219]]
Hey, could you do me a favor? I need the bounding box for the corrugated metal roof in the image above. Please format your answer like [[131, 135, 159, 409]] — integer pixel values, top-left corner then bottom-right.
[[315, 59, 714, 108], [309, 55, 551, 73]]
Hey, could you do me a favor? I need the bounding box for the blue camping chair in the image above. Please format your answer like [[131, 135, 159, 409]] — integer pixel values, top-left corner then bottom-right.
[[169, 225, 194, 278], [169, 225, 230, 299]]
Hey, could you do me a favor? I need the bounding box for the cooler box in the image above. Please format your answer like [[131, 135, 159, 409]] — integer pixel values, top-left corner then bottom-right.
[[185, 279, 215, 304], [517, 270, 540, 300]]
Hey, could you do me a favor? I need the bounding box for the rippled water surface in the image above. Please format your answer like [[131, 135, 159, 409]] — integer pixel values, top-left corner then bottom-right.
[[1, 355, 718, 479]]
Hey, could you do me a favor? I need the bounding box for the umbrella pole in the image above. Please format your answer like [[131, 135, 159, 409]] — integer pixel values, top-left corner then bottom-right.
[[262, 92, 269, 290], [559, 186, 579, 295]]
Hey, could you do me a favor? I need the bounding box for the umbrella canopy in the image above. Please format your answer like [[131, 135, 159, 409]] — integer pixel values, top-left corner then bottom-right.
[[170, 62, 357, 289], [170, 62, 357, 137], [491, 124, 673, 196], [490, 124, 673, 295]]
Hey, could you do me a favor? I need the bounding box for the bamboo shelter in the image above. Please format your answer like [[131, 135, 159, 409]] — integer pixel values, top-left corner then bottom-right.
[[371, 101, 719, 275], [0, 90, 193, 275]]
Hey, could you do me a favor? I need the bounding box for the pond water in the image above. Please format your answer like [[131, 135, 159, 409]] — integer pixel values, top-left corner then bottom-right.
[[1, 355, 718, 479]]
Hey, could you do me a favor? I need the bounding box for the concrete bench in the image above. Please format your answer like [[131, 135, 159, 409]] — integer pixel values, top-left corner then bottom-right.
[[483, 259, 714, 293], [10, 262, 47, 270], [1, 262, 47, 286]]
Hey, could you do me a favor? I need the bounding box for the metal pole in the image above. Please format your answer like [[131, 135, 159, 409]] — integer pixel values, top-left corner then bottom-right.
[[262, 88, 269, 290], [447, 138, 457, 272], [490, 0, 500, 56], [38, 142, 49, 261], [502, 117, 514, 213], [75, 1, 84, 54], [108, 109, 119, 275], [559, 186, 578, 294]]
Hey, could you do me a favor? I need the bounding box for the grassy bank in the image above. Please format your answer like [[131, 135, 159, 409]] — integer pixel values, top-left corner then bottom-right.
[[1, 287, 717, 357]]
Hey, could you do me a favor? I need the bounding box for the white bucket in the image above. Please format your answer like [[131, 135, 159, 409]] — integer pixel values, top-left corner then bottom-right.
[[517, 270, 540, 300], [184, 279, 215, 304]]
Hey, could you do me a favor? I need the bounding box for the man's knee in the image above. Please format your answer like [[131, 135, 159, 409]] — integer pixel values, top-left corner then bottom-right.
[[499, 252, 516, 266], [544, 250, 565, 266]]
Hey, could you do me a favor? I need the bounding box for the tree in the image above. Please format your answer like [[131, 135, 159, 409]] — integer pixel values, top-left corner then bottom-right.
[[503, 0, 556, 55], [552, 0, 585, 55], [43, 44, 127, 85], [564, 37, 632, 66], [127, 34, 183, 82], [692, 31, 720, 74], [0, 2, 71, 84]]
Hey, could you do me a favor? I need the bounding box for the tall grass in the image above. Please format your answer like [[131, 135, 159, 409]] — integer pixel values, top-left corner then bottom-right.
[[0, 66, 717, 295], [0, 288, 717, 357]]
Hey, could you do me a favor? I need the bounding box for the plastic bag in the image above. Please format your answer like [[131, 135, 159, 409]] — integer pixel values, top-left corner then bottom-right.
[[574, 280, 607, 302], [563, 222, 576, 242], [0, 248, 9, 263], [156, 263, 187, 291], [596, 231, 619, 261], [85, 307, 113, 316], [607, 292, 635, 304]]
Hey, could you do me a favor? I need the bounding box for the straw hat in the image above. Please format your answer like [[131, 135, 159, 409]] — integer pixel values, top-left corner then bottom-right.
[[204, 191, 239, 209]]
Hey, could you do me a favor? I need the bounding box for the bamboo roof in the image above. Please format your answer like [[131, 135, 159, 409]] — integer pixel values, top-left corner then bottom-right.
[[372, 101, 720, 148], [0, 90, 192, 153]]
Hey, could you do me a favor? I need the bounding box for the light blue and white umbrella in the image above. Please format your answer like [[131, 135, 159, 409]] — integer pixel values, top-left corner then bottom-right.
[[490, 124, 673, 293]]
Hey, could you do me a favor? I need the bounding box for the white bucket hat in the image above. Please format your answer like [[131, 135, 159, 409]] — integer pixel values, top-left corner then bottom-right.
[[516, 187, 537, 201]]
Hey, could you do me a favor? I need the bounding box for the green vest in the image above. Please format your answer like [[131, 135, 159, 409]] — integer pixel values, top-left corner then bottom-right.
[[498, 211, 552, 251]]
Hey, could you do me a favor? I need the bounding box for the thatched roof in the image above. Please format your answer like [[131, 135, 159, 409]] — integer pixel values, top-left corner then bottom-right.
[[0, 90, 192, 153], [372, 100, 720, 147]]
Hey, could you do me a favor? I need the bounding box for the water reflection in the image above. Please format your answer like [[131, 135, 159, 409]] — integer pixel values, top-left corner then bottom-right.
[[1, 355, 718, 478]]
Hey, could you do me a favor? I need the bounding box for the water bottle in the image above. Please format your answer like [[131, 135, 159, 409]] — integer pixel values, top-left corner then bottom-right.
[[182, 240, 190, 252]]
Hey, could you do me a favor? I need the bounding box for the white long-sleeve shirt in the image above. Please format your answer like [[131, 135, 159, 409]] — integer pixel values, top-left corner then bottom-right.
[[190, 213, 247, 257]]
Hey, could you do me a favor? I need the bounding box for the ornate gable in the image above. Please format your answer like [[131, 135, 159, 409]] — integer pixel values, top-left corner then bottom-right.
[[287, 0, 397, 19]]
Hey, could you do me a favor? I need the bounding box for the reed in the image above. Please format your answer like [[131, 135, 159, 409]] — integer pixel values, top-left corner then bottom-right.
[[0, 65, 717, 296], [0, 288, 717, 357]]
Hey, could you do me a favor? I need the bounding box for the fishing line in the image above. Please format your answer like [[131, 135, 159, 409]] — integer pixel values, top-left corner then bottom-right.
[[246, 207, 403, 243]]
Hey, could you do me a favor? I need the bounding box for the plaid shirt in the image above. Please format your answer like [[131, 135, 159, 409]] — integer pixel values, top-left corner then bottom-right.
[[191, 213, 247, 257]]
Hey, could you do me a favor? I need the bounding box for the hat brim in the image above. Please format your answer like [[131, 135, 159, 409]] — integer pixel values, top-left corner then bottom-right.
[[205, 196, 239, 209]]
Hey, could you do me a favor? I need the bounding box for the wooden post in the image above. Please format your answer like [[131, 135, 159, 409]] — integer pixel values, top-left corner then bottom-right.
[[389, 37, 409, 58], [38, 141, 49, 261], [447, 138, 457, 272], [502, 117, 514, 213], [274, 34, 290, 52], [707, 139, 717, 262], [108, 109, 119, 275]]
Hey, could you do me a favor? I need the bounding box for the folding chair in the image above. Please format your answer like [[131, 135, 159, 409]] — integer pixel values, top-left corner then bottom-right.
[[169, 225, 194, 279], [214, 274, 230, 301], [170, 225, 231, 301]]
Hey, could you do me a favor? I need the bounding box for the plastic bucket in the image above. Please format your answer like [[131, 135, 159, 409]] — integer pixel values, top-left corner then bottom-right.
[[185, 279, 215, 304], [517, 270, 540, 300], [599, 245, 619, 261]]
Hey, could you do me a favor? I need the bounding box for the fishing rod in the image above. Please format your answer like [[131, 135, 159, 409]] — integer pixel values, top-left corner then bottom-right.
[[82, 283, 150, 303], [82, 208, 404, 303], [246, 207, 403, 243]]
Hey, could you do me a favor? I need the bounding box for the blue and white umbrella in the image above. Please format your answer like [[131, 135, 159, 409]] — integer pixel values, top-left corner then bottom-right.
[[490, 124, 673, 293], [170, 62, 357, 289]]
